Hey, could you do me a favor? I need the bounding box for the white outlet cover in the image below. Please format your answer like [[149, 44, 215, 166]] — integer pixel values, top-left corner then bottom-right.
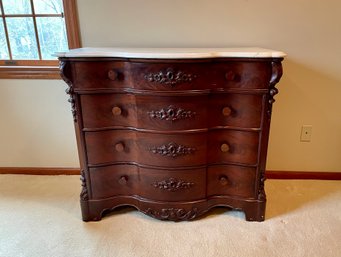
[[301, 126, 313, 142]]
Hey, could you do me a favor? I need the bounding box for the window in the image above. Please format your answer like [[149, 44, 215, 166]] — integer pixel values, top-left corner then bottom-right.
[[0, 0, 80, 79]]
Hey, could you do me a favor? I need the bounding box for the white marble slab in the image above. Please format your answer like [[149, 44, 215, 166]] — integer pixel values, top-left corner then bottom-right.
[[55, 47, 286, 59]]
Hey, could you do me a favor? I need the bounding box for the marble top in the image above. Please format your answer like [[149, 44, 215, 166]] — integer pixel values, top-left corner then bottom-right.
[[55, 47, 286, 59]]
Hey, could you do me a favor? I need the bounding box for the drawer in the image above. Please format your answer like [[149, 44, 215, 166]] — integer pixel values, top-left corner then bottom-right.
[[72, 61, 271, 90], [85, 130, 207, 167], [208, 130, 259, 165], [86, 130, 258, 166], [208, 94, 263, 128], [90, 165, 139, 199], [207, 165, 256, 198], [72, 61, 129, 90], [81, 94, 208, 130], [89, 165, 206, 201], [81, 93, 263, 130]]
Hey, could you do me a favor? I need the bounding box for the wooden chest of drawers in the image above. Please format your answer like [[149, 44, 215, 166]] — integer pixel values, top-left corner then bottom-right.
[[58, 48, 285, 222]]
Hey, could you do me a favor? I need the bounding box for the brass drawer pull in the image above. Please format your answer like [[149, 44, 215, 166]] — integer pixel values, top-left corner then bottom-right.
[[112, 106, 122, 116], [222, 106, 232, 116], [118, 176, 128, 185], [219, 175, 229, 186], [108, 70, 118, 81], [220, 143, 230, 153], [115, 142, 125, 152]]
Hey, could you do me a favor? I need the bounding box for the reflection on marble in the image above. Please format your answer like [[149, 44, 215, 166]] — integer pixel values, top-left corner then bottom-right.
[[55, 47, 286, 59]]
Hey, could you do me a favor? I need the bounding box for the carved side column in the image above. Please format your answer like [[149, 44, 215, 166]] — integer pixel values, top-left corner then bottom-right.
[[60, 61, 77, 122], [59, 60, 91, 221], [267, 61, 283, 118], [258, 60, 283, 202], [80, 170, 89, 201]]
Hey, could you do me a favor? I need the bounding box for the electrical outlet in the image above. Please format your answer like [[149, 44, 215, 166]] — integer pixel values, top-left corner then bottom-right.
[[300, 125, 312, 142]]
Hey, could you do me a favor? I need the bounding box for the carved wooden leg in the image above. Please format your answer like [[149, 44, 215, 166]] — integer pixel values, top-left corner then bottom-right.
[[80, 200, 91, 221], [243, 200, 266, 222], [80, 200, 102, 222], [79, 170, 103, 221]]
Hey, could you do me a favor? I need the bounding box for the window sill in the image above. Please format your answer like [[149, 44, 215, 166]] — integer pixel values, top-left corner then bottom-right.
[[0, 66, 61, 79]]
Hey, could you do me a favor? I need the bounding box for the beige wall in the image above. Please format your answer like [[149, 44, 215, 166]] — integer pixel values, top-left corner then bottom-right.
[[0, 0, 340, 171], [0, 80, 78, 167]]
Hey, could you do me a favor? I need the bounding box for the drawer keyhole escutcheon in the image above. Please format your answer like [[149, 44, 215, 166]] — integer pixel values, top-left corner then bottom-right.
[[222, 106, 232, 116], [112, 106, 122, 116], [118, 176, 128, 185], [219, 175, 229, 186], [220, 143, 230, 153], [108, 70, 118, 81], [115, 142, 125, 152]]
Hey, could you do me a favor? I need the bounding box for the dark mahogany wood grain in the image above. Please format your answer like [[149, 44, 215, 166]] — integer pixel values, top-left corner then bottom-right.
[[80, 94, 208, 130], [59, 56, 284, 222], [85, 130, 207, 167], [89, 165, 139, 199], [72, 60, 272, 91], [208, 93, 263, 129], [85, 130, 259, 167], [90, 164, 206, 201], [207, 130, 259, 165], [80, 93, 263, 130], [207, 165, 257, 198]]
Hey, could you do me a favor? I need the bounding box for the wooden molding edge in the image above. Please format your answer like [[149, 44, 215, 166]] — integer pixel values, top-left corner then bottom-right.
[[0, 66, 61, 79], [63, 0, 81, 49], [0, 167, 80, 175], [266, 170, 341, 180], [0, 167, 340, 180]]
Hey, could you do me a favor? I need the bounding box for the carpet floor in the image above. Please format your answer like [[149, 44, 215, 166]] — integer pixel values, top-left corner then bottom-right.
[[0, 175, 340, 257]]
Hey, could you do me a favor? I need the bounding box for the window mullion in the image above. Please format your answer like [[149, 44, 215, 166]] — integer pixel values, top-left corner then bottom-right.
[[4, 14, 63, 18], [0, 0, 13, 60], [29, 0, 42, 60]]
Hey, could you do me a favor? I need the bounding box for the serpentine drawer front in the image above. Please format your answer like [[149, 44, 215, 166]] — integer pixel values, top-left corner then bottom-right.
[[58, 47, 285, 222], [71, 61, 271, 91], [80, 93, 263, 130]]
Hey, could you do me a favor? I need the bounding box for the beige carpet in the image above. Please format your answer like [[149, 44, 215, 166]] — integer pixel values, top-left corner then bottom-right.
[[0, 175, 340, 257]]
